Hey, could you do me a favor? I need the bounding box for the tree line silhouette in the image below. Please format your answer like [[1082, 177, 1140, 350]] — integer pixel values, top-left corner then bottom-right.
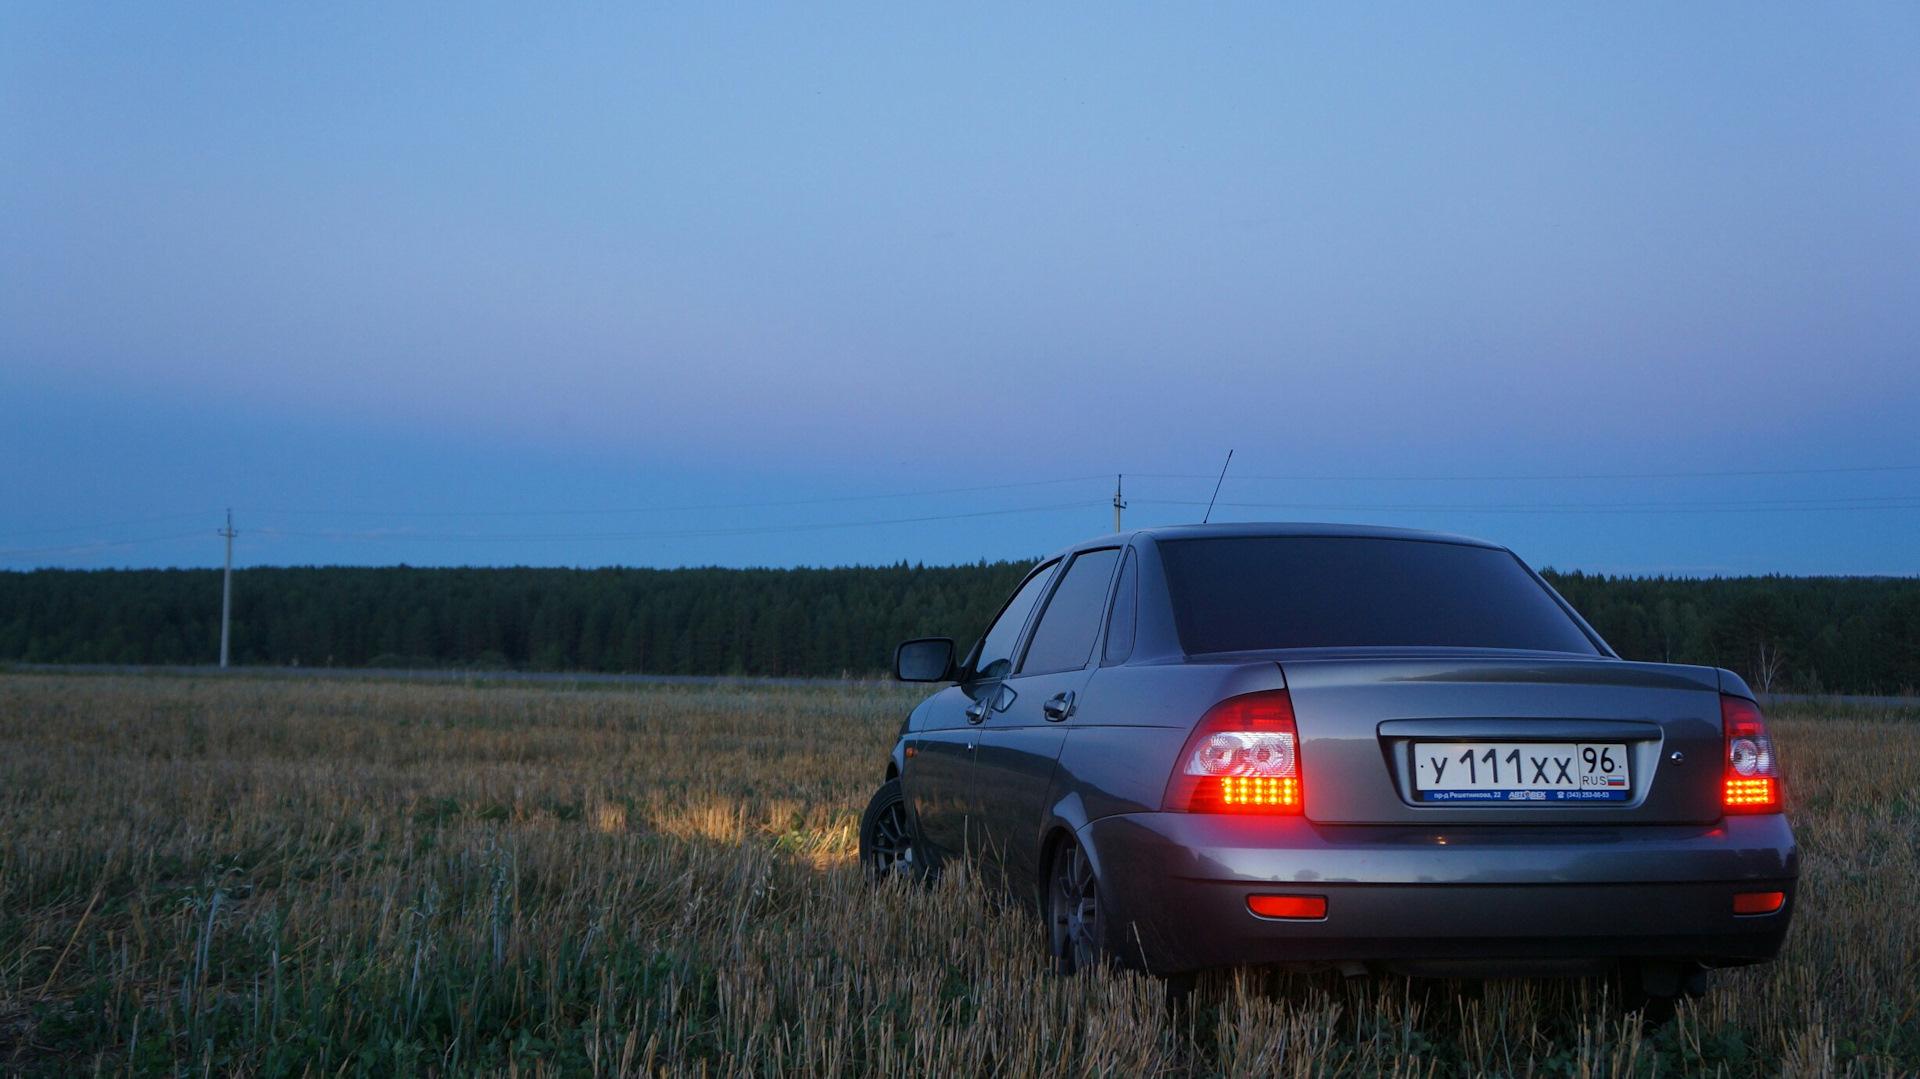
[[1, 563, 1915, 692]]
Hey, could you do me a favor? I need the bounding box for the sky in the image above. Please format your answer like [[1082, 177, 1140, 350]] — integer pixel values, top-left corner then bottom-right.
[[2, 4, 1917, 576]]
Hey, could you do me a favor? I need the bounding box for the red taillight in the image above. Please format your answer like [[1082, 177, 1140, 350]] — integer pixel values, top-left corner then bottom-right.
[[1721, 695, 1781, 814], [1733, 891, 1785, 915], [1248, 894, 1327, 919], [1164, 691, 1303, 813]]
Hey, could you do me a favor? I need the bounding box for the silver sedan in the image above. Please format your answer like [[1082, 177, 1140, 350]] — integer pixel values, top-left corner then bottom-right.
[[860, 523, 1795, 1015]]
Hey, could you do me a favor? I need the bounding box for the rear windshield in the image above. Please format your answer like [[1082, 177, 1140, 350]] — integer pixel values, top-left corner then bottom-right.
[[1158, 536, 1600, 655]]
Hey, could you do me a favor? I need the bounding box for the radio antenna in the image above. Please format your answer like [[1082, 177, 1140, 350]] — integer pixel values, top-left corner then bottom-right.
[[1202, 450, 1233, 524]]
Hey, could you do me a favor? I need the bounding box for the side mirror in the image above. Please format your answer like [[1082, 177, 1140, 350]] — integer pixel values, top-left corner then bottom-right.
[[894, 637, 957, 682]]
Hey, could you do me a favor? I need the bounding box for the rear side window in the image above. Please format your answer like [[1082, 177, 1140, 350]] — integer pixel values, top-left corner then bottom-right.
[[1159, 537, 1598, 655], [973, 561, 1058, 680], [1019, 548, 1120, 675]]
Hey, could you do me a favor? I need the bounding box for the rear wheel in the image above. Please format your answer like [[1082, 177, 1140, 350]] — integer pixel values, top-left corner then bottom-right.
[[1047, 836, 1108, 974], [858, 779, 922, 882]]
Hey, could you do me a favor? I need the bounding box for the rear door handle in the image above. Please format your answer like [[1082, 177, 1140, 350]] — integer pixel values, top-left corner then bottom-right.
[[1043, 691, 1075, 721]]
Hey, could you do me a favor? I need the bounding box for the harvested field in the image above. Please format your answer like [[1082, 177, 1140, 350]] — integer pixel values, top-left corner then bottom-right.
[[1, 673, 1915, 1077]]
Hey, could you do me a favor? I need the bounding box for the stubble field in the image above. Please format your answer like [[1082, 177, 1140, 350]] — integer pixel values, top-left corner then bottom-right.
[[0, 673, 1915, 1077]]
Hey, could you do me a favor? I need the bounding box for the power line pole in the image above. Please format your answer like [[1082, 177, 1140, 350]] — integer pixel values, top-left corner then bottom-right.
[[1112, 474, 1127, 533], [218, 510, 237, 669]]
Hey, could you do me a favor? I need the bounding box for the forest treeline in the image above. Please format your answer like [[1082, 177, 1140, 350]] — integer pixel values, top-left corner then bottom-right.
[[2, 563, 1916, 692]]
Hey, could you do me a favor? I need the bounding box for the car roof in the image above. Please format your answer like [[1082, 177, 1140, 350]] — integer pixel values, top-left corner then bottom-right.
[[1107, 521, 1504, 550]]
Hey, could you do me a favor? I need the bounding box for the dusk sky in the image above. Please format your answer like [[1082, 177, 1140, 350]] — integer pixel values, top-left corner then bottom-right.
[[3, 4, 1917, 575]]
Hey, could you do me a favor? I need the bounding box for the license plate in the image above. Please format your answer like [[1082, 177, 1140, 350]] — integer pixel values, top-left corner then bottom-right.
[[1412, 742, 1631, 802]]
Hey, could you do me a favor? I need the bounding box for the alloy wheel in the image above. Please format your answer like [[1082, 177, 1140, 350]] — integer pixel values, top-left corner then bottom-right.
[[859, 780, 919, 881], [1048, 838, 1104, 974]]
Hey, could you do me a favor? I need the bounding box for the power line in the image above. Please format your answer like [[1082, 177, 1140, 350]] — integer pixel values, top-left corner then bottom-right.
[[250, 500, 1108, 544], [1131, 464, 1920, 483], [241, 474, 1112, 519], [1133, 496, 1920, 515], [7, 463, 1918, 563], [0, 530, 214, 559], [0, 511, 220, 541], [0, 479, 1115, 561], [0, 502, 1104, 562]]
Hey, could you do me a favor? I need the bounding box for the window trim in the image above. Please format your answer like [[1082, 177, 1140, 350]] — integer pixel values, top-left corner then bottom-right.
[[965, 558, 1060, 684], [1100, 546, 1139, 667], [1013, 547, 1122, 677]]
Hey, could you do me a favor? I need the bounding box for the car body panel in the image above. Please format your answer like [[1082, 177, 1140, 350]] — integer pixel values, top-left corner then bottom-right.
[[973, 666, 1080, 891], [1100, 878, 1796, 978], [900, 687, 978, 859], [1046, 661, 1287, 821], [1090, 810, 1797, 886], [1087, 811, 1795, 976], [901, 558, 1065, 864], [1280, 655, 1729, 825]]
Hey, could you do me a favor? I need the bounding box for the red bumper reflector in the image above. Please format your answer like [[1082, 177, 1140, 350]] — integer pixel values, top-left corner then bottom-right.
[[1733, 891, 1785, 915], [1247, 894, 1327, 920]]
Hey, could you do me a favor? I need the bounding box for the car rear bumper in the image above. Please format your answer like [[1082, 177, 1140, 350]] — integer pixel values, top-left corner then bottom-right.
[[1082, 812, 1797, 977]]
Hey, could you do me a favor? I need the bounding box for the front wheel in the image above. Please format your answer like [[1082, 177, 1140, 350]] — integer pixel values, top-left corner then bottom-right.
[[858, 779, 923, 882], [1047, 836, 1109, 974]]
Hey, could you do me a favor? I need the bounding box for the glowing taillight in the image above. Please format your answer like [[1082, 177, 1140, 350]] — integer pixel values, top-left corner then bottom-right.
[[1724, 777, 1776, 806], [1733, 891, 1785, 915], [1248, 894, 1327, 919], [1721, 695, 1781, 814], [1164, 691, 1303, 813], [1218, 775, 1301, 807]]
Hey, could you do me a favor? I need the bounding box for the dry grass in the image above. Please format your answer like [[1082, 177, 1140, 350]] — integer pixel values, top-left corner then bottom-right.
[[0, 672, 1914, 1077]]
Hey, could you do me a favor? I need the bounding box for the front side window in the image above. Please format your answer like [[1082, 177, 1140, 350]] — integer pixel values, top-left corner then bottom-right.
[[971, 561, 1058, 681], [1019, 548, 1120, 675]]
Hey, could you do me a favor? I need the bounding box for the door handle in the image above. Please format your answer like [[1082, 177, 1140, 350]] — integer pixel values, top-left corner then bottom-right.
[[965, 699, 987, 723], [1043, 691, 1075, 721]]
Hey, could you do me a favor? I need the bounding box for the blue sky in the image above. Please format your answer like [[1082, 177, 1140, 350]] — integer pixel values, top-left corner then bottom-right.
[[3, 4, 1917, 575]]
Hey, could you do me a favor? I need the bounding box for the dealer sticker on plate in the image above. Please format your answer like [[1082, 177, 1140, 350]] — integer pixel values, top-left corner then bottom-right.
[[1413, 742, 1631, 802]]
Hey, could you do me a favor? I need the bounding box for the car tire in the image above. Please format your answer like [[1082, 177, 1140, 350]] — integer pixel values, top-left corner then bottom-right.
[[1046, 835, 1109, 975], [858, 779, 924, 882]]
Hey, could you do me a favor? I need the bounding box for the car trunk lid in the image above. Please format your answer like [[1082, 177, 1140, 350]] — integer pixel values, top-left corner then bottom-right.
[[1282, 653, 1726, 825]]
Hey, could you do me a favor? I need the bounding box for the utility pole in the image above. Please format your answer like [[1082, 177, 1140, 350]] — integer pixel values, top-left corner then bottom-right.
[[218, 510, 237, 669], [1112, 474, 1128, 533]]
